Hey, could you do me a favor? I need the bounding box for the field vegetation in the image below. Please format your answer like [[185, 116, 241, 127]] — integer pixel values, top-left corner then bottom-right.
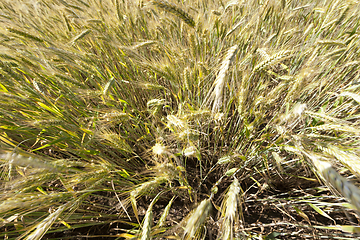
[[1, 0, 360, 239]]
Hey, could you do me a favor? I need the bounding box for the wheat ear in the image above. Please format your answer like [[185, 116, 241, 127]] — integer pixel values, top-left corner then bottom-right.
[[130, 177, 167, 222], [211, 45, 238, 112], [7, 27, 44, 43], [304, 110, 348, 125], [0, 192, 72, 215], [0, 152, 59, 171], [183, 198, 212, 239], [219, 178, 241, 240], [152, 0, 195, 27], [305, 152, 360, 211], [253, 50, 291, 72], [140, 207, 153, 240], [312, 124, 360, 134], [157, 196, 175, 228], [340, 91, 360, 105], [0, 92, 37, 106], [25, 204, 68, 240], [317, 144, 360, 178], [70, 29, 91, 45]]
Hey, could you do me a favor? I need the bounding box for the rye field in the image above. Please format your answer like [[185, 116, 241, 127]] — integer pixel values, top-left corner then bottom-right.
[[1, 0, 360, 239]]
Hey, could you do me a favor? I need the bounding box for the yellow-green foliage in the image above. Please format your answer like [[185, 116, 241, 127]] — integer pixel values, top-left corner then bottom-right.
[[1, 0, 360, 239]]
